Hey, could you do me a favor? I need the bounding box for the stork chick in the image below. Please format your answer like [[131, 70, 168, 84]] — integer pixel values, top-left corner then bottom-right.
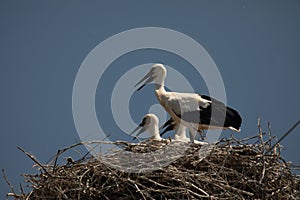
[[130, 114, 162, 141]]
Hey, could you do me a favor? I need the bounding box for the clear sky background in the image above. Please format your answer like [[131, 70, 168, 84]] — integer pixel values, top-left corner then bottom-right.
[[1, 1, 300, 197]]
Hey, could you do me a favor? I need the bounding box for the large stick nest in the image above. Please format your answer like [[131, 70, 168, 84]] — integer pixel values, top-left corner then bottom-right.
[[6, 131, 300, 199]]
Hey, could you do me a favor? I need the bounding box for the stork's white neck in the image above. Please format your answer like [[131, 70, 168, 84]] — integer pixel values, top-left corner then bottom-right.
[[148, 124, 161, 141], [155, 83, 166, 92], [154, 68, 166, 91]]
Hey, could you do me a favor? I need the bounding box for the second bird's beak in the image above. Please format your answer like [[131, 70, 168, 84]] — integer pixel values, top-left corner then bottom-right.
[[159, 117, 173, 130], [159, 120, 169, 130], [130, 121, 147, 140], [134, 70, 155, 91], [159, 118, 175, 136]]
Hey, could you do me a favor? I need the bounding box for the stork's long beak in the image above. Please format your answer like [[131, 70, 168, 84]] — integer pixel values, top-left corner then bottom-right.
[[159, 118, 172, 130], [160, 127, 170, 137], [134, 70, 155, 91], [130, 119, 147, 140], [159, 118, 176, 136], [130, 125, 146, 140]]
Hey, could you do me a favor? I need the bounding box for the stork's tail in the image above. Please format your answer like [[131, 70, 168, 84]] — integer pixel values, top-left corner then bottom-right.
[[224, 107, 242, 132]]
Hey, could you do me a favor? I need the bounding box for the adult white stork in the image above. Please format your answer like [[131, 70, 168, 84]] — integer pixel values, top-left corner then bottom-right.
[[135, 64, 242, 142], [130, 113, 162, 141]]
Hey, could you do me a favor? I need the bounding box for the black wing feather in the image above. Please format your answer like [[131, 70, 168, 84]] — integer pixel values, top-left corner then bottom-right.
[[175, 94, 242, 130]]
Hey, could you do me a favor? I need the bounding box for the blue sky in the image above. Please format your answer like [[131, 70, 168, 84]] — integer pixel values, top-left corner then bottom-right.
[[1, 1, 300, 197]]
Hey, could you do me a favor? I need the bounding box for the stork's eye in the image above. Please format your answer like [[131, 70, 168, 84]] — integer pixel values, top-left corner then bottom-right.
[[139, 117, 147, 126]]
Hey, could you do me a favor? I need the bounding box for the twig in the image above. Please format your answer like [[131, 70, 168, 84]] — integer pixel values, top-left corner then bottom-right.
[[218, 182, 254, 196], [258, 117, 265, 153], [267, 121, 272, 147], [19, 183, 25, 196], [128, 178, 147, 200], [2, 169, 15, 194], [259, 158, 266, 184], [187, 188, 210, 198], [141, 176, 172, 189], [25, 191, 33, 200], [189, 182, 210, 197], [52, 140, 107, 171], [17, 146, 52, 177], [266, 120, 300, 154]]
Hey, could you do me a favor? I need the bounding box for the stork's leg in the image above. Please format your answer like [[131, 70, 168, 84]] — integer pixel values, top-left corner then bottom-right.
[[188, 128, 196, 143], [197, 129, 206, 140]]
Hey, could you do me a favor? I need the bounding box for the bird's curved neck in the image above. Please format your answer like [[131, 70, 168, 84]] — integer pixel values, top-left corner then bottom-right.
[[155, 83, 166, 92], [148, 124, 160, 140], [154, 72, 166, 91]]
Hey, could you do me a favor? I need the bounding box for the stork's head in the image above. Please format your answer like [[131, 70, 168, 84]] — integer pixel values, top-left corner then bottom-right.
[[130, 114, 159, 140], [135, 64, 167, 91]]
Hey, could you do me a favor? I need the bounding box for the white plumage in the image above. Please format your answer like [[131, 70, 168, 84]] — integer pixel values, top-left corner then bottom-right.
[[130, 113, 162, 141], [160, 117, 208, 145], [160, 117, 189, 142], [135, 64, 242, 143]]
